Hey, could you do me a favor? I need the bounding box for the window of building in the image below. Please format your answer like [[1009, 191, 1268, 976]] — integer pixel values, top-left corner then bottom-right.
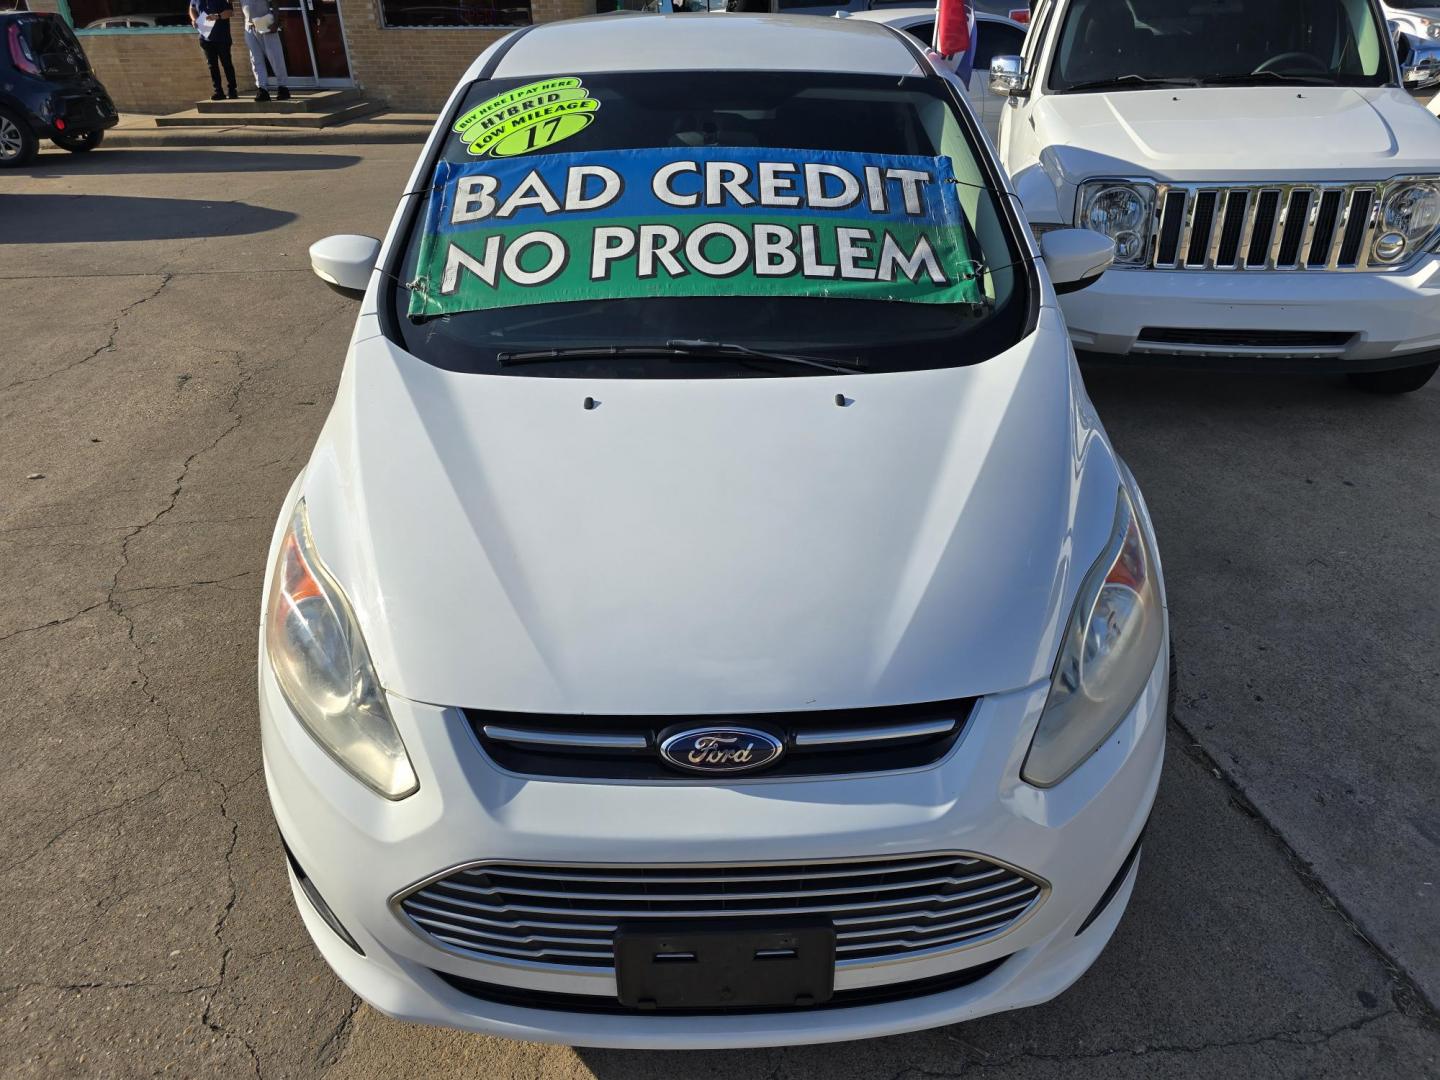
[[66, 0, 190, 30], [379, 0, 531, 27]]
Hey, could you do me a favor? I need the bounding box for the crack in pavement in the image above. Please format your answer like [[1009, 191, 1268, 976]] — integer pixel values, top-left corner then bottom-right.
[[0, 516, 267, 536], [314, 997, 361, 1070], [0, 573, 256, 646], [0, 980, 216, 998], [0, 601, 110, 646], [0, 772, 190, 878], [199, 773, 265, 1080], [0, 273, 173, 395], [114, 570, 261, 596]]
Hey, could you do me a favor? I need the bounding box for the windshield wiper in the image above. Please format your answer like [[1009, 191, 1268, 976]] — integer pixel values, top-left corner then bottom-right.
[[496, 340, 860, 374], [1201, 71, 1337, 87], [1061, 74, 1202, 93]]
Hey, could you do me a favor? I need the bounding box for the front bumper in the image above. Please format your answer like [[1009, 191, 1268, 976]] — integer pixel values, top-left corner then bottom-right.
[[1060, 258, 1440, 371], [260, 642, 1168, 1048]]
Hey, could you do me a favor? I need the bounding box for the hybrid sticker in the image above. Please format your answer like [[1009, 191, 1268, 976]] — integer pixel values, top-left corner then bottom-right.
[[407, 147, 983, 317], [453, 77, 599, 158]]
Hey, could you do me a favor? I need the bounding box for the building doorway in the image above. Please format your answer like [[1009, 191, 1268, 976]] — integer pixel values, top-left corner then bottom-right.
[[273, 0, 350, 85]]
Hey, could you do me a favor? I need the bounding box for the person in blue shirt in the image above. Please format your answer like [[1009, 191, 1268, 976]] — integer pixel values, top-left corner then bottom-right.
[[189, 0, 238, 101]]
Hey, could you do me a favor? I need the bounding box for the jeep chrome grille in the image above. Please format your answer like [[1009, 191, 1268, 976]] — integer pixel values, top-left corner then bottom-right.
[[1148, 182, 1380, 271], [397, 854, 1044, 971]]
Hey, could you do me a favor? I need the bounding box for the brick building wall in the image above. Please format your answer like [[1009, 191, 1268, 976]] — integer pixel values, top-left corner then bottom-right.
[[81, 34, 219, 114], [337, 0, 595, 112], [61, 0, 595, 116]]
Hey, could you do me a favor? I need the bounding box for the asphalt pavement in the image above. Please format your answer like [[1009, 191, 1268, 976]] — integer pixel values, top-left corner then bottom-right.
[[1, 143, 1436, 1078]]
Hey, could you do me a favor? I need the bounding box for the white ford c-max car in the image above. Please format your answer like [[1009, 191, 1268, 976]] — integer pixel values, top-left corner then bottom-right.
[[265, 13, 1167, 1048]]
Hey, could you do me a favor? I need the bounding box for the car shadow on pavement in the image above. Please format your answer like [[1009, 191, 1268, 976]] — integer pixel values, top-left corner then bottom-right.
[[0, 194, 296, 243], [14, 148, 363, 176]]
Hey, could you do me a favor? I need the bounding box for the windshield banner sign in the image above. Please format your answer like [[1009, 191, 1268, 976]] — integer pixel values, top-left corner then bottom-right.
[[407, 147, 982, 318]]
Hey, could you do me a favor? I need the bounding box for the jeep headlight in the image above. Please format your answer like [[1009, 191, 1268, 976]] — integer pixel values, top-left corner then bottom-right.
[[1022, 487, 1164, 787], [265, 501, 418, 799], [1076, 181, 1155, 265], [1372, 179, 1440, 264]]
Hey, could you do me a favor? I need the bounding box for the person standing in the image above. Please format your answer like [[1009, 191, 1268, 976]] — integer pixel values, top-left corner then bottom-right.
[[189, 0, 237, 102], [241, 0, 290, 103]]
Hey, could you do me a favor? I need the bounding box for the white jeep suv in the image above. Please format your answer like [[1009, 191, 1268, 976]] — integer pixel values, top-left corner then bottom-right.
[[992, 0, 1440, 393]]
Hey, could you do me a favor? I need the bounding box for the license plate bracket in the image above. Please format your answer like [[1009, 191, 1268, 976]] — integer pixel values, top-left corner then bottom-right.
[[614, 921, 835, 1010]]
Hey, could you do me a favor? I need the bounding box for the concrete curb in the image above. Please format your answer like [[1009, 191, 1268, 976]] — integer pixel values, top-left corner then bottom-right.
[[103, 124, 430, 147]]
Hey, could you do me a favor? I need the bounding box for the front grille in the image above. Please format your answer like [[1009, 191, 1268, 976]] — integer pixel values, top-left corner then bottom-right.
[[467, 698, 974, 780], [397, 854, 1044, 972], [430, 954, 1012, 1015], [1144, 181, 1383, 271]]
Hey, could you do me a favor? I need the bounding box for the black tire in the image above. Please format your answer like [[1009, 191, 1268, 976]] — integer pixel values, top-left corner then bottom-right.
[[52, 128, 104, 153], [0, 107, 38, 168], [1347, 360, 1439, 395]]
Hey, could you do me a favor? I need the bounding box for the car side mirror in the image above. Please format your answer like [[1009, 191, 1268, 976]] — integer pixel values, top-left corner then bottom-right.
[[1040, 228, 1114, 295], [1400, 34, 1440, 88], [309, 234, 381, 298], [989, 55, 1029, 97]]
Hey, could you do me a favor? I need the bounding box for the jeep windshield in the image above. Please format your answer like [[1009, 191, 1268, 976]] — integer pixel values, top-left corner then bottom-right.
[[1049, 0, 1392, 93], [387, 70, 1031, 378]]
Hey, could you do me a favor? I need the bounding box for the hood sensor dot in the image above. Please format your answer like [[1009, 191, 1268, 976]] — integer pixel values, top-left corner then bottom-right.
[[584, 396, 598, 411]]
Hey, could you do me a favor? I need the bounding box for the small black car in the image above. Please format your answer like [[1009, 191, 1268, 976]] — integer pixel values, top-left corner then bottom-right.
[[1, 11, 118, 167]]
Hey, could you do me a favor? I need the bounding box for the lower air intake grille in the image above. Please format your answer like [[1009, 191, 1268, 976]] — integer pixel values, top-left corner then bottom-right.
[[1136, 328, 1354, 350], [398, 854, 1044, 971], [431, 954, 1012, 1015]]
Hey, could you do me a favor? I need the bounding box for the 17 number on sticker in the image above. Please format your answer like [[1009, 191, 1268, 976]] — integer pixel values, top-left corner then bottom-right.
[[491, 112, 596, 158]]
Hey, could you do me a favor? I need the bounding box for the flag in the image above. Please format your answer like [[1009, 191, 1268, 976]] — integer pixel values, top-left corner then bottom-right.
[[933, 0, 977, 82]]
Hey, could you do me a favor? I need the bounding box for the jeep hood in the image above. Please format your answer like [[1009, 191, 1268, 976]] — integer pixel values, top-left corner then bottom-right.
[[1031, 86, 1440, 184], [297, 309, 1122, 715]]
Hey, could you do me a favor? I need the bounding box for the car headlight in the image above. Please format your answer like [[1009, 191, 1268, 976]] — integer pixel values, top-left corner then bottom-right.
[[1076, 181, 1155, 265], [1372, 179, 1440, 264], [265, 501, 418, 799], [1022, 486, 1164, 788]]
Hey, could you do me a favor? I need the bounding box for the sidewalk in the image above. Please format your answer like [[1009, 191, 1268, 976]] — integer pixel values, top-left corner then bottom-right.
[[103, 110, 433, 147]]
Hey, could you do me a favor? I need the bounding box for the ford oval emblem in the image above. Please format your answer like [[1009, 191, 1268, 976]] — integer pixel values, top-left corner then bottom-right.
[[659, 726, 785, 775]]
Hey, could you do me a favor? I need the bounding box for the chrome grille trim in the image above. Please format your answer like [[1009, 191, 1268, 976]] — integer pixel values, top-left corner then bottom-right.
[[394, 854, 1047, 973], [1140, 181, 1388, 271], [793, 717, 958, 746], [480, 725, 648, 749], [482, 717, 959, 754]]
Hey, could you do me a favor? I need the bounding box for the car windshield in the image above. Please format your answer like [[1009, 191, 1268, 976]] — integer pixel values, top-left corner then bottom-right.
[[388, 70, 1029, 379], [1048, 0, 1391, 92]]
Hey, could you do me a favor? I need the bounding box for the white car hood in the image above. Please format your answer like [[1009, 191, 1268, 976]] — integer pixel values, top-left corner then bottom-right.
[[1032, 86, 1440, 182], [299, 309, 1121, 715]]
